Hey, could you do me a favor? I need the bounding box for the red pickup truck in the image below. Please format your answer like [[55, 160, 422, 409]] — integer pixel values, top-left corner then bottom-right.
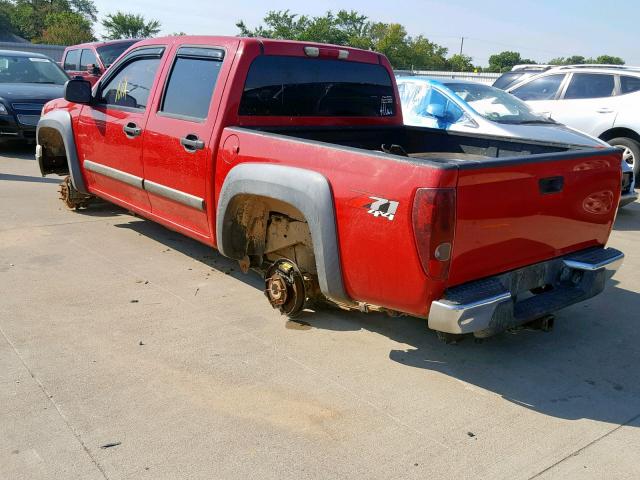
[[36, 36, 624, 340]]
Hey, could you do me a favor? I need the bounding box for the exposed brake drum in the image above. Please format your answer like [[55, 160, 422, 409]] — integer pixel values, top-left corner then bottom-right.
[[264, 259, 306, 317]]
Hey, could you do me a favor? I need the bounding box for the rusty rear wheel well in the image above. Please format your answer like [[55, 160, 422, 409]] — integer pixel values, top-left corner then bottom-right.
[[222, 194, 317, 275], [38, 127, 69, 175]]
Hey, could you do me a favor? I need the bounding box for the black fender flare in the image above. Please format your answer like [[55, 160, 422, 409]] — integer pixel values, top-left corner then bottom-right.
[[217, 163, 350, 304], [36, 110, 88, 194]]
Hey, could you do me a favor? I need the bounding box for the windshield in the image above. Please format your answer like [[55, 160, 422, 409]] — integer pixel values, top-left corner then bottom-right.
[[493, 72, 528, 90], [443, 82, 553, 124], [97, 41, 138, 67], [0, 54, 68, 85]]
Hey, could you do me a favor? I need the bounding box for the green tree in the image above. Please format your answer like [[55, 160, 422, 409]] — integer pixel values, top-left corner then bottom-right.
[[6, 0, 96, 42], [101, 11, 161, 39], [237, 9, 372, 47], [593, 55, 624, 65], [39, 11, 94, 44], [549, 54, 624, 66], [0, 1, 14, 35], [447, 54, 474, 72], [237, 10, 451, 69], [549, 55, 586, 65], [488, 51, 536, 72]]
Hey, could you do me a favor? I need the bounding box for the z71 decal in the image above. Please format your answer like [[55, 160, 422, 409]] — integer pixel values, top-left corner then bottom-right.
[[366, 196, 399, 221]]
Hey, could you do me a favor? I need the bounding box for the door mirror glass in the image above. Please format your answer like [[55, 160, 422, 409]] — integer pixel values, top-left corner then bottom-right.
[[64, 78, 92, 104]]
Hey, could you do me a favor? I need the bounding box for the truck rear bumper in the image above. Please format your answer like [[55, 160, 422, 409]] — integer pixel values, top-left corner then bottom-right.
[[428, 247, 624, 337]]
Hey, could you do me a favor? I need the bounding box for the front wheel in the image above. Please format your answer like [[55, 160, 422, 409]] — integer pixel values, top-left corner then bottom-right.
[[608, 137, 640, 177]]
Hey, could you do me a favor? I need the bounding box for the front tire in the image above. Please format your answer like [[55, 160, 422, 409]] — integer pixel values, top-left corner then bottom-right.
[[608, 137, 640, 177]]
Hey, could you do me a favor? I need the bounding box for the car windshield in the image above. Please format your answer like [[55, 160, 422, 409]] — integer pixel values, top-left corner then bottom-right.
[[0, 54, 68, 84], [97, 41, 137, 67], [443, 82, 554, 124], [493, 72, 529, 90]]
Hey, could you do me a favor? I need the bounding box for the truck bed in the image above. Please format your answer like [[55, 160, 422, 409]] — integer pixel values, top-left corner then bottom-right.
[[245, 125, 584, 165], [224, 125, 621, 314]]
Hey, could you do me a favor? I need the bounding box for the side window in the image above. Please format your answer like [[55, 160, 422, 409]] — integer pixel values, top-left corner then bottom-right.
[[80, 49, 99, 70], [100, 57, 161, 109], [620, 76, 640, 95], [63, 49, 80, 71], [512, 74, 565, 101], [160, 48, 224, 120], [564, 74, 615, 99], [445, 99, 464, 123], [427, 89, 464, 123]]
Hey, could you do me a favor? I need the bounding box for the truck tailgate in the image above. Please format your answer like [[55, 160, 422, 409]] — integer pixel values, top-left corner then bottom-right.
[[448, 149, 622, 287]]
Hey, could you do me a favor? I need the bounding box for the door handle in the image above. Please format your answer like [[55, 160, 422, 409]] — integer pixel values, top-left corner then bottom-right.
[[123, 122, 142, 137], [180, 134, 205, 152], [596, 108, 613, 114]]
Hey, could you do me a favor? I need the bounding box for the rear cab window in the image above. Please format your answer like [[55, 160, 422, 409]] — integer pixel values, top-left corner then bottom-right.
[[160, 47, 224, 120], [63, 49, 80, 71], [239, 56, 395, 117]]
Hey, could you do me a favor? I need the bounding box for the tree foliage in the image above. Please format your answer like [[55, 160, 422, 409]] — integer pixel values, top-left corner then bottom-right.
[[39, 11, 93, 44], [237, 9, 458, 70], [0, 0, 96, 44], [101, 11, 161, 39], [488, 51, 536, 72], [550, 54, 624, 66]]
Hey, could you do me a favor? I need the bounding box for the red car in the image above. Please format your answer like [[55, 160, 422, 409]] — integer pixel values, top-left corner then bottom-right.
[[36, 36, 624, 341], [61, 39, 139, 85]]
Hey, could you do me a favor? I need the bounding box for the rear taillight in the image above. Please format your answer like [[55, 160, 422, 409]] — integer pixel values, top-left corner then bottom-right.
[[412, 188, 456, 280]]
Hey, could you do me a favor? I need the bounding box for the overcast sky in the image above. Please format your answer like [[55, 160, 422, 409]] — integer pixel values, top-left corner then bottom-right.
[[91, 0, 640, 66]]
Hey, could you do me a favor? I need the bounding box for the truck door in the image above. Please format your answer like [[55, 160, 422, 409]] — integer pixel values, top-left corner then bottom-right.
[[76, 46, 166, 212], [141, 46, 227, 239]]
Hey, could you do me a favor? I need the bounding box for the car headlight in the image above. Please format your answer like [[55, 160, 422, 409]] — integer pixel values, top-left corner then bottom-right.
[[0, 103, 8, 115]]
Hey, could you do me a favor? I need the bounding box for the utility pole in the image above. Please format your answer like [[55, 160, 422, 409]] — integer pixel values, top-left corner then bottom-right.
[[459, 37, 465, 56]]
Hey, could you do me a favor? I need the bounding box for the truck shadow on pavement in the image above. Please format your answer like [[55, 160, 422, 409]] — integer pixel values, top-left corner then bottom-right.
[[0, 173, 61, 184], [96, 206, 640, 427], [112, 216, 264, 290], [301, 282, 640, 427], [0, 142, 36, 160], [614, 201, 640, 231]]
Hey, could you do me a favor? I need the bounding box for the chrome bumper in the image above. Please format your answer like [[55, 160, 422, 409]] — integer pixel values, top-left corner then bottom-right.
[[429, 247, 624, 337]]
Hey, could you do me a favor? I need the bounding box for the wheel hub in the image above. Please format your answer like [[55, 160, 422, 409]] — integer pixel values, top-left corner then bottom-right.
[[264, 259, 306, 317]]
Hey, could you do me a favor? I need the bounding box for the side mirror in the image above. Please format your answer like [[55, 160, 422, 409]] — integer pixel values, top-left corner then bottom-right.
[[425, 103, 445, 119], [87, 64, 100, 75], [64, 78, 92, 104]]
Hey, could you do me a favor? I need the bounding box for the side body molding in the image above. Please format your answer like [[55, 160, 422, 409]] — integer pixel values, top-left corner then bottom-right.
[[216, 163, 350, 304], [36, 109, 88, 194]]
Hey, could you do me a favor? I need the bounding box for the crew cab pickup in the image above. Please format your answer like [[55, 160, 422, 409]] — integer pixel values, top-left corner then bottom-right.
[[36, 36, 624, 340]]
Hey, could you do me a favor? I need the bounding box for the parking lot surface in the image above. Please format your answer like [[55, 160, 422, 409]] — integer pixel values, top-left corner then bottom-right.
[[1, 144, 639, 479]]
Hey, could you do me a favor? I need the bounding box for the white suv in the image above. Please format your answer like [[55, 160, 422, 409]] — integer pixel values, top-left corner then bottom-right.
[[507, 65, 640, 176]]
